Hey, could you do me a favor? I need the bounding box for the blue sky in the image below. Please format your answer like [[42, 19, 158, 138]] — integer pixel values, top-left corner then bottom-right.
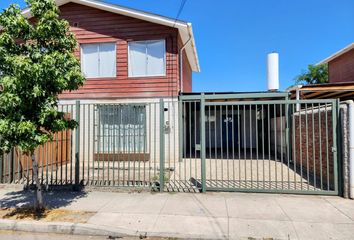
[[1, 0, 353, 92]]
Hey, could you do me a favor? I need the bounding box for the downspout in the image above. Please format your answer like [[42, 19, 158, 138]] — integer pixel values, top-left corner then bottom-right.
[[348, 100, 354, 199], [179, 31, 192, 94]]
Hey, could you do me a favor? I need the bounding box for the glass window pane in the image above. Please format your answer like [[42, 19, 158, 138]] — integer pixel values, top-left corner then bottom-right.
[[147, 40, 165, 76], [81, 44, 99, 78], [129, 42, 147, 77], [98, 105, 146, 153], [99, 43, 116, 78]]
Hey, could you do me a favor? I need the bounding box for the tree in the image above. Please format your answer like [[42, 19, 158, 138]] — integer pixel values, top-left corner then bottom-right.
[[0, 0, 85, 211], [295, 64, 328, 85]]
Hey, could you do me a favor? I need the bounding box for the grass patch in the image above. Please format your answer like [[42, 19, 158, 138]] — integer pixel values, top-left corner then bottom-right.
[[0, 207, 95, 223]]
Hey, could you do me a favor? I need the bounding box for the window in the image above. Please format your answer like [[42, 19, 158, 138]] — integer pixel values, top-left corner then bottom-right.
[[97, 105, 146, 153], [128, 40, 166, 77], [81, 43, 116, 78]]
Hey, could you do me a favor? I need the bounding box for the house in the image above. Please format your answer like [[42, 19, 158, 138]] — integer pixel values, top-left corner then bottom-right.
[[22, 0, 200, 100], [318, 42, 354, 83], [10, 0, 200, 186], [288, 43, 354, 101], [23, 0, 200, 156]]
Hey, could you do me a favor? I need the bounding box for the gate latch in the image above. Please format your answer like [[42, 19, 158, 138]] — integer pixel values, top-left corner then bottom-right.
[[331, 147, 337, 153], [195, 144, 201, 151]]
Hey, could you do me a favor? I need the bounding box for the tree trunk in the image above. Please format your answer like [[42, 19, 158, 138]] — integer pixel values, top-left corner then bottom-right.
[[31, 153, 44, 211]]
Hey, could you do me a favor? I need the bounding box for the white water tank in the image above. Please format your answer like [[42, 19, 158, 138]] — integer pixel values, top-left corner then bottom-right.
[[267, 52, 279, 91]]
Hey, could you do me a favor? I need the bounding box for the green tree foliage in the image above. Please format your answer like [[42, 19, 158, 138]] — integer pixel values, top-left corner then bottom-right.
[[0, 0, 85, 209], [295, 64, 328, 85]]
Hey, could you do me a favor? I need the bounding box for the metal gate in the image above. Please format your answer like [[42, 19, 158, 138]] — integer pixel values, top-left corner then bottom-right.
[[178, 93, 339, 195]]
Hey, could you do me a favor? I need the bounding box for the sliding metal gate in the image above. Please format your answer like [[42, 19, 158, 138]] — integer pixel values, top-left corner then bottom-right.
[[179, 94, 340, 195]]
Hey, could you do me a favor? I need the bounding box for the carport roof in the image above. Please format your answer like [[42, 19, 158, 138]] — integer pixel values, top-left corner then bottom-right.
[[180, 91, 290, 101], [288, 82, 354, 101]]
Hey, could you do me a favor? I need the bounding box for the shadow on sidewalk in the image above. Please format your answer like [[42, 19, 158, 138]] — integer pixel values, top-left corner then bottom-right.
[[0, 189, 87, 209]]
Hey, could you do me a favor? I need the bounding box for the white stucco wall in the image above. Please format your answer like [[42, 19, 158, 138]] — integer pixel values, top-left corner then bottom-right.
[[58, 98, 180, 181]]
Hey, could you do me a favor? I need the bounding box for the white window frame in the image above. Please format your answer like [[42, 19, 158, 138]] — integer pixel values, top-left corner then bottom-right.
[[97, 105, 147, 153], [128, 39, 166, 78], [80, 42, 117, 79]]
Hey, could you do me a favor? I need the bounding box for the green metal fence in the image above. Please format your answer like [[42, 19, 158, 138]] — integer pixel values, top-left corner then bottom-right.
[[177, 94, 339, 195], [74, 101, 171, 189], [0, 94, 340, 195], [0, 100, 177, 191]]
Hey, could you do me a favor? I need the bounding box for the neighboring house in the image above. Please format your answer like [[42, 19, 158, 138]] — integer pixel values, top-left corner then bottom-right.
[[318, 42, 354, 83], [288, 43, 354, 101]]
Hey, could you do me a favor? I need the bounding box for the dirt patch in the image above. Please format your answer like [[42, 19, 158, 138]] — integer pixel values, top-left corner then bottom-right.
[[0, 207, 95, 223]]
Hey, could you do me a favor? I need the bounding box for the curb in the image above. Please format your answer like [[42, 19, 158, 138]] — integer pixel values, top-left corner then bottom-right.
[[0, 219, 225, 239], [0, 219, 130, 237]]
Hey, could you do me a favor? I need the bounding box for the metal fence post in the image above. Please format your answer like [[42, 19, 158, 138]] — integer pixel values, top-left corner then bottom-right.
[[200, 93, 206, 193], [286, 102, 290, 166], [178, 99, 183, 162], [335, 99, 341, 196], [159, 99, 165, 192], [330, 99, 338, 195], [74, 100, 81, 190]]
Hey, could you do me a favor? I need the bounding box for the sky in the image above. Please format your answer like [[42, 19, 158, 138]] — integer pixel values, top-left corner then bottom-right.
[[0, 0, 353, 92]]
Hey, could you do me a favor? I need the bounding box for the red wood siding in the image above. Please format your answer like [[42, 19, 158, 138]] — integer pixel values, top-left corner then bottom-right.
[[177, 36, 192, 93], [328, 49, 354, 83], [56, 2, 186, 99], [182, 50, 192, 92]]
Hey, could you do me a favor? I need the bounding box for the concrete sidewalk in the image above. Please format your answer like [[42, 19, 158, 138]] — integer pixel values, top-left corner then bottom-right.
[[0, 186, 353, 240]]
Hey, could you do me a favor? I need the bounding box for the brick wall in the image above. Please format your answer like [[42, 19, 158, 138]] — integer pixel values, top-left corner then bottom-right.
[[329, 48, 354, 83], [293, 109, 334, 189]]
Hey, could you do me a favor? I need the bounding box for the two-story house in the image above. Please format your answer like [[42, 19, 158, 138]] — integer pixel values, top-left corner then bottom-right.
[[20, 0, 200, 182], [318, 42, 354, 83], [289, 43, 354, 101], [21, 0, 200, 100]]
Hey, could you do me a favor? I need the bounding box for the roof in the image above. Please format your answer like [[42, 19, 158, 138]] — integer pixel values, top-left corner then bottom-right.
[[21, 0, 200, 72], [317, 42, 354, 65], [288, 82, 354, 101]]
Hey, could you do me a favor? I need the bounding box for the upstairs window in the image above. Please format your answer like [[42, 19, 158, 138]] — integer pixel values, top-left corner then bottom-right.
[[128, 40, 166, 77], [81, 43, 116, 78]]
